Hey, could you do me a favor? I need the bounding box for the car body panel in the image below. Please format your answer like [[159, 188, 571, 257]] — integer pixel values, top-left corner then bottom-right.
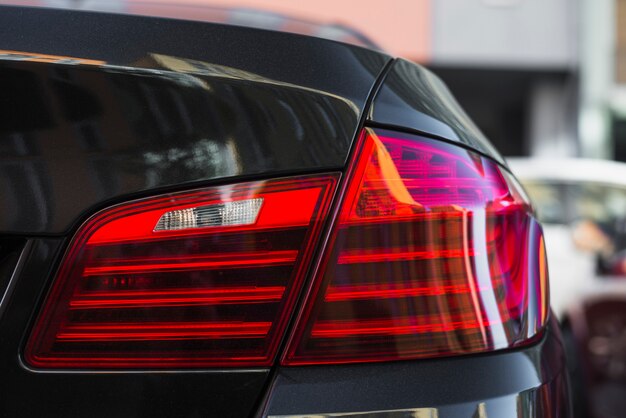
[[0, 5, 389, 235], [0, 238, 271, 418], [369, 58, 506, 165], [0, 6, 570, 418], [264, 318, 570, 418], [0, 1, 381, 48], [0, 6, 389, 416]]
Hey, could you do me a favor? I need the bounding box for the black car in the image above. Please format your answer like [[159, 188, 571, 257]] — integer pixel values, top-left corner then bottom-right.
[[0, 4, 570, 417]]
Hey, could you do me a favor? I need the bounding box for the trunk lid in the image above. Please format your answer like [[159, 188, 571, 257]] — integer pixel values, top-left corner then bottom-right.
[[0, 5, 389, 235], [0, 6, 389, 417]]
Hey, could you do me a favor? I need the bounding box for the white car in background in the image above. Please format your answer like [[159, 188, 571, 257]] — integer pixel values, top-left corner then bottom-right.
[[508, 158, 626, 417], [507, 158, 626, 317]]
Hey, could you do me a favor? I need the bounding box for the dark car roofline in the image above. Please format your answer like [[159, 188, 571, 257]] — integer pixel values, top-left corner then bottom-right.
[[0, 1, 381, 50], [0, 5, 389, 82]]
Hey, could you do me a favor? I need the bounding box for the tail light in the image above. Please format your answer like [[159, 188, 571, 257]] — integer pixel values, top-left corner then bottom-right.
[[25, 128, 548, 370], [283, 128, 549, 365], [24, 175, 337, 368]]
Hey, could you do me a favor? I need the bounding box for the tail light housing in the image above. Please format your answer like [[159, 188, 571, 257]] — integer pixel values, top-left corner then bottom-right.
[[25, 175, 338, 368], [283, 129, 549, 365], [25, 128, 548, 369]]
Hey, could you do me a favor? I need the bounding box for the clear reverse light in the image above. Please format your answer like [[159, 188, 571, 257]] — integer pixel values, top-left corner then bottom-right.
[[154, 198, 264, 231]]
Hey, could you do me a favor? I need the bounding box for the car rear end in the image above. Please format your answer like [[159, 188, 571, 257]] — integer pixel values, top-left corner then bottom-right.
[[0, 5, 570, 417]]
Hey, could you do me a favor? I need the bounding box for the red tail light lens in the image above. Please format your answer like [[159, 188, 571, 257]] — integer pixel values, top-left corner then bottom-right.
[[25, 128, 548, 369], [283, 129, 549, 365], [25, 175, 337, 368]]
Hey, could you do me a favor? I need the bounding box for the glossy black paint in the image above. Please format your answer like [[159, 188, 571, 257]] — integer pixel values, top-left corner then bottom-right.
[[264, 317, 571, 417], [369, 59, 507, 165], [0, 6, 570, 418], [0, 238, 270, 418], [0, 5, 389, 235]]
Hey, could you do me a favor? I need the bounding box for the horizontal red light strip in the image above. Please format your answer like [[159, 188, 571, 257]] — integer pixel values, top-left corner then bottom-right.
[[88, 187, 323, 245], [69, 286, 286, 309], [339, 211, 468, 226], [82, 250, 298, 276], [32, 356, 270, 365], [337, 248, 474, 264], [311, 317, 497, 338], [360, 178, 503, 190], [324, 284, 481, 302], [57, 322, 272, 341]]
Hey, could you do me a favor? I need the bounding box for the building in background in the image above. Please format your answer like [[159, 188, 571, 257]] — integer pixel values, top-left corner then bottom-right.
[[608, 0, 626, 161], [426, 0, 578, 158], [14, 0, 626, 161]]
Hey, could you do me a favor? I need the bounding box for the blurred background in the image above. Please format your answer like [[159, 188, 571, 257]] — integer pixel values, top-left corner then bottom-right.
[[5, 0, 626, 417]]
